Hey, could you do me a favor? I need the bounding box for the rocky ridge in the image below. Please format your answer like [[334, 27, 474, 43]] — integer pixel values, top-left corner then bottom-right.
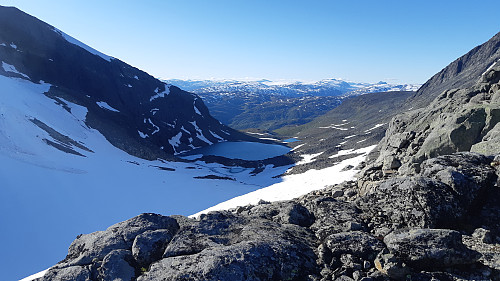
[[39, 66, 500, 281]]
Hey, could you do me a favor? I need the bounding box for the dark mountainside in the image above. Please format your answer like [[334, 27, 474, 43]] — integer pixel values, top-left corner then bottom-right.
[[408, 31, 500, 110], [282, 31, 500, 174], [0, 6, 254, 159], [38, 31, 500, 281], [278, 91, 414, 174]]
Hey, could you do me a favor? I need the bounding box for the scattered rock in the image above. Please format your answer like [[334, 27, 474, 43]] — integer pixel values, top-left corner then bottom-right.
[[98, 249, 135, 281], [384, 228, 480, 268]]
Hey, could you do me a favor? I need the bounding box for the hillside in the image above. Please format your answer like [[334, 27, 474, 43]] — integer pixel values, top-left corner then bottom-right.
[[0, 6, 251, 159], [408, 31, 500, 109], [36, 31, 500, 281]]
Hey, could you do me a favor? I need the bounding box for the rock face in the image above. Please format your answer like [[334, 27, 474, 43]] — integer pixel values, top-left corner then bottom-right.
[[360, 64, 500, 185], [409, 31, 500, 109], [42, 149, 500, 281]]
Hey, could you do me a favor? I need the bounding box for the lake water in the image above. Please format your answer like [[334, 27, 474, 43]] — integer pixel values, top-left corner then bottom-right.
[[283, 138, 300, 143], [181, 141, 291, 161]]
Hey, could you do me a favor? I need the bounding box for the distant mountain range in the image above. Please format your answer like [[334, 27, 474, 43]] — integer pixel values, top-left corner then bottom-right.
[[4, 4, 500, 281], [165, 78, 420, 130]]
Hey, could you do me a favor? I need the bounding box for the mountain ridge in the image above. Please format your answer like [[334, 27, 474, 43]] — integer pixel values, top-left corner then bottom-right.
[[0, 5, 253, 159], [35, 31, 500, 280]]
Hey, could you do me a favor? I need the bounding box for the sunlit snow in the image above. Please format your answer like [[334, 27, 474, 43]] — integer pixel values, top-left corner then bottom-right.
[[192, 145, 376, 217], [96, 101, 120, 112], [364, 123, 385, 133], [150, 84, 170, 102], [2, 61, 30, 79], [296, 152, 323, 165], [0, 75, 294, 280], [19, 269, 48, 281], [53, 28, 113, 62]]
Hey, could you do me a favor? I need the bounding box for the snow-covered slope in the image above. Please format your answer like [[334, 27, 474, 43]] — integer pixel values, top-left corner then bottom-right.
[[2, 74, 374, 281], [0, 74, 288, 280], [0, 5, 250, 158]]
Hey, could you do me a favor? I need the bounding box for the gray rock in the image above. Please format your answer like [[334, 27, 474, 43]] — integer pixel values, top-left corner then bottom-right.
[[301, 196, 363, 241], [471, 121, 500, 156], [356, 176, 459, 229], [42, 265, 91, 281], [382, 155, 401, 171], [139, 211, 318, 281], [98, 249, 135, 281], [384, 228, 480, 268], [243, 201, 315, 227], [63, 213, 179, 266], [132, 229, 174, 266], [373, 253, 410, 280], [472, 228, 493, 244], [357, 153, 497, 231], [143, 240, 314, 281], [331, 189, 344, 198], [324, 231, 385, 260]]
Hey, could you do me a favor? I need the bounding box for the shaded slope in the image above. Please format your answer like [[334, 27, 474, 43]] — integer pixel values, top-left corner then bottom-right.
[[408, 31, 500, 109], [0, 6, 251, 159]]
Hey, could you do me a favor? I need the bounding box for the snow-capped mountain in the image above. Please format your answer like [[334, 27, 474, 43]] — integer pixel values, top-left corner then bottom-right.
[[0, 6, 250, 158], [165, 78, 420, 98], [165, 78, 420, 130]]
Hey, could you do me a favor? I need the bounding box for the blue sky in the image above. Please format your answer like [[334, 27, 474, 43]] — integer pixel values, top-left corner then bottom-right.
[[1, 0, 499, 84]]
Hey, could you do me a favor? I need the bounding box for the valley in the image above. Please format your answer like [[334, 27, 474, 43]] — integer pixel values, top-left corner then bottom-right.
[[1, 3, 499, 281]]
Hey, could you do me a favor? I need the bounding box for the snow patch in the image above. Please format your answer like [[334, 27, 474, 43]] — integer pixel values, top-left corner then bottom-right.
[[10, 43, 17, 49], [150, 108, 159, 115], [19, 269, 48, 281], [190, 121, 213, 145], [148, 119, 160, 135], [329, 146, 373, 159], [2, 61, 30, 79], [291, 143, 305, 151], [134, 75, 139, 80], [150, 84, 170, 102], [364, 123, 385, 133], [209, 130, 225, 141], [193, 145, 377, 216], [319, 122, 349, 130], [193, 102, 202, 115], [181, 126, 191, 135], [297, 152, 323, 165], [138, 131, 148, 138], [169, 132, 183, 153], [96, 101, 119, 112], [482, 59, 499, 76], [53, 28, 113, 62]]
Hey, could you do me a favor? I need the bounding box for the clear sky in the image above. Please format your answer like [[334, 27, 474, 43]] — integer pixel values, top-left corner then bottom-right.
[[1, 0, 499, 84]]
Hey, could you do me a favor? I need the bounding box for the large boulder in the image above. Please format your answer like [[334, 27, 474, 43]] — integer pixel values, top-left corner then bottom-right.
[[42, 214, 179, 280], [359, 65, 500, 182], [357, 153, 497, 233], [140, 211, 318, 281], [384, 228, 480, 268]]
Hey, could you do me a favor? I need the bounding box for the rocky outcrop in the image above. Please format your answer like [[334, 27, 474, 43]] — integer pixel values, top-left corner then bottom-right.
[[34, 27, 500, 281], [409, 31, 500, 109], [359, 64, 500, 186], [41, 149, 500, 280]]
